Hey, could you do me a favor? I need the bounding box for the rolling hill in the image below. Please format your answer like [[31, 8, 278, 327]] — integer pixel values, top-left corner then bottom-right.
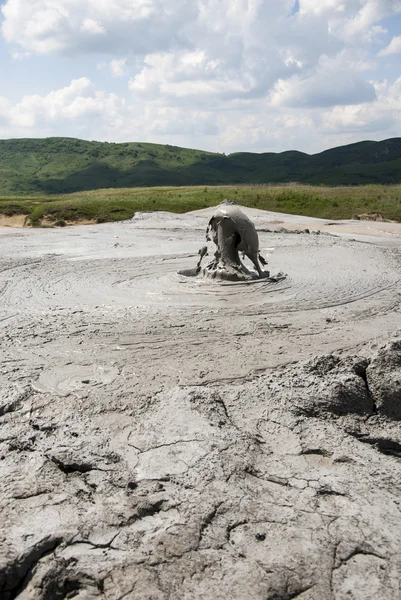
[[1, 137, 401, 195]]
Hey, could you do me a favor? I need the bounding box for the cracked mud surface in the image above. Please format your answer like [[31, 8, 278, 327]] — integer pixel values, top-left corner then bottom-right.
[[1, 207, 401, 599]]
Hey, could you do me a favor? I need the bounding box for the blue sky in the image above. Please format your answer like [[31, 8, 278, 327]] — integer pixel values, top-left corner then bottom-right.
[[0, 0, 400, 153]]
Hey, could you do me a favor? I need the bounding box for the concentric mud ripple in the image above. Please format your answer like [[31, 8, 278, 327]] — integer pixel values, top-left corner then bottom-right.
[[0, 236, 398, 317], [33, 364, 120, 398]]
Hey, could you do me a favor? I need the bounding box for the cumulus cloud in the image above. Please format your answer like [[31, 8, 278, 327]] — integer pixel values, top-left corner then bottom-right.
[[124, 1, 382, 105], [1, 0, 399, 107], [271, 74, 375, 108], [379, 35, 401, 56], [128, 50, 251, 102], [299, 0, 347, 16], [80, 18, 105, 35], [298, 0, 401, 40], [340, 0, 401, 40], [0, 79, 125, 136], [1, 0, 196, 54], [97, 58, 129, 77], [270, 52, 377, 107], [110, 58, 128, 77], [309, 77, 400, 151]]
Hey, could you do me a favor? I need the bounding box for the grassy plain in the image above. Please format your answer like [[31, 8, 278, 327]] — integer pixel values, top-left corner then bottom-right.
[[0, 184, 401, 226]]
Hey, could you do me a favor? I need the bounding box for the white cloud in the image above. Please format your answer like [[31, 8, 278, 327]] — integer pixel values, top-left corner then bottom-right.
[[270, 52, 376, 107], [298, 0, 400, 46], [379, 35, 401, 56], [110, 58, 128, 77], [299, 0, 347, 16], [318, 77, 401, 143], [1, 0, 195, 54], [341, 1, 401, 39], [0, 79, 125, 135], [128, 51, 247, 102], [1, 0, 399, 108], [80, 18, 105, 35], [11, 50, 31, 60], [98, 58, 129, 78]]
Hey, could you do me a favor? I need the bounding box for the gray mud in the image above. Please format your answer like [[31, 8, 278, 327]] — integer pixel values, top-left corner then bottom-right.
[[1, 208, 401, 599]]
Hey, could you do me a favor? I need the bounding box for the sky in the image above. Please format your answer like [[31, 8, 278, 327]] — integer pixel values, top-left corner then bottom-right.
[[0, 0, 400, 154]]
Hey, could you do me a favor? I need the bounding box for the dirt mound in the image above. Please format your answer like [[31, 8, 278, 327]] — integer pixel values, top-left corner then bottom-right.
[[0, 215, 29, 227], [356, 213, 397, 223]]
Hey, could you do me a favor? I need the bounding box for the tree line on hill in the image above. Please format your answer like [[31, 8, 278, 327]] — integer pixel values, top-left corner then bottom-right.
[[0, 137, 401, 195]]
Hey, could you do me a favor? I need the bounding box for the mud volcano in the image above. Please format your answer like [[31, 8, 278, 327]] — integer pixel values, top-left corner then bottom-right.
[[180, 201, 271, 281], [1, 206, 401, 600]]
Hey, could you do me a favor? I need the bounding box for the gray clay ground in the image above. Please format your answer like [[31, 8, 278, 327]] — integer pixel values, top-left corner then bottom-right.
[[0, 207, 401, 599]]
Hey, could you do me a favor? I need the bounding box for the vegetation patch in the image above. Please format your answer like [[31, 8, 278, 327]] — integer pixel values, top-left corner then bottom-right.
[[1, 183, 401, 227]]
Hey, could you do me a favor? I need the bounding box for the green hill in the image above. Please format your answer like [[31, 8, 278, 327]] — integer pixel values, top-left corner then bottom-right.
[[1, 137, 401, 195]]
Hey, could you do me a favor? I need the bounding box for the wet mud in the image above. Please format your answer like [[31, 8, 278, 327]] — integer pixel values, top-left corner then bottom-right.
[[1, 207, 401, 599]]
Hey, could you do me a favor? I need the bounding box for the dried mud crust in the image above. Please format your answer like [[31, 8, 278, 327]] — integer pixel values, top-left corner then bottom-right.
[[1, 215, 401, 599], [1, 341, 401, 600]]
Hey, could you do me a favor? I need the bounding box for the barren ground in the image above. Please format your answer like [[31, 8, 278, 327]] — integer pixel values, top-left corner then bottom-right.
[[1, 207, 401, 600]]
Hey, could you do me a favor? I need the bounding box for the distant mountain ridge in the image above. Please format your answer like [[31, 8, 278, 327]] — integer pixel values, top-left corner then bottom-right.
[[1, 136, 401, 195]]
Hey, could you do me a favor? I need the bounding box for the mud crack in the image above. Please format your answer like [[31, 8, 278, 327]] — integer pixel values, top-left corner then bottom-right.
[[0, 536, 62, 600], [199, 501, 225, 544], [47, 454, 95, 474], [350, 435, 401, 458]]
